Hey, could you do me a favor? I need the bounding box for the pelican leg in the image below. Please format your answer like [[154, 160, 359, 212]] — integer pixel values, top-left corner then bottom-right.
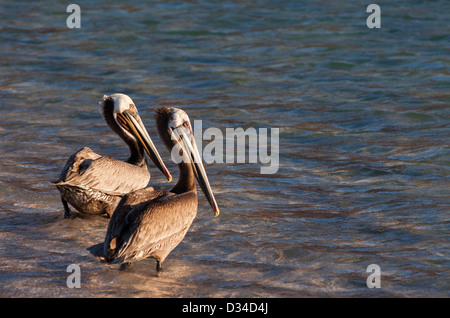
[[156, 261, 163, 272], [61, 198, 71, 218]]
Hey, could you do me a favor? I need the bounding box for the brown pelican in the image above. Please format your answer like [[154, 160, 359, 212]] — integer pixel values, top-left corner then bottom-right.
[[53, 94, 172, 218], [90, 106, 219, 272]]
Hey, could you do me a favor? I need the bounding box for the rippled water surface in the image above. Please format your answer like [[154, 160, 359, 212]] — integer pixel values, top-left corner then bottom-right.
[[0, 1, 449, 297]]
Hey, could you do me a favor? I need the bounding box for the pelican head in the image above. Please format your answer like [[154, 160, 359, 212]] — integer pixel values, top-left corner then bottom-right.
[[100, 94, 172, 181], [156, 107, 220, 216]]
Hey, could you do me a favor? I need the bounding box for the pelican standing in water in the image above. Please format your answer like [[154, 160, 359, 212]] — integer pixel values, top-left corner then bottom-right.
[[53, 94, 172, 218], [90, 106, 219, 272]]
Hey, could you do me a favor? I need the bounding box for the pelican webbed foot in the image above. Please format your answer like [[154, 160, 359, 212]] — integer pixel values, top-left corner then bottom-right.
[[119, 262, 132, 270]]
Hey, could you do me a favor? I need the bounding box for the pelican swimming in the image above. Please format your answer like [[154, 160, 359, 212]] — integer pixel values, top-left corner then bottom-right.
[[89, 106, 219, 272], [53, 94, 172, 218]]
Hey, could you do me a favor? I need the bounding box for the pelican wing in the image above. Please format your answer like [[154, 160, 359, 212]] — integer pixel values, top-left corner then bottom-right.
[[105, 190, 198, 263], [54, 147, 151, 196], [54, 147, 100, 183], [104, 187, 168, 248]]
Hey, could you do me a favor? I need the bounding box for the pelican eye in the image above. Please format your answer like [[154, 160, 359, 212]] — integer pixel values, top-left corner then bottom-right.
[[129, 104, 135, 109], [182, 121, 189, 128]]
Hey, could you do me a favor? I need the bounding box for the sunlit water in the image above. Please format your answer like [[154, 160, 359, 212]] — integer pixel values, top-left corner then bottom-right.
[[0, 1, 449, 297]]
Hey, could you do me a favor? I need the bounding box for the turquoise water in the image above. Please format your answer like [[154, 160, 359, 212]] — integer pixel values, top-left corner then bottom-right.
[[0, 1, 448, 297]]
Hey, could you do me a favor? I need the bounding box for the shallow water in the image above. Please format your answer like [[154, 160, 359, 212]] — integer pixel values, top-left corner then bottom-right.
[[0, 1, 449, 297]]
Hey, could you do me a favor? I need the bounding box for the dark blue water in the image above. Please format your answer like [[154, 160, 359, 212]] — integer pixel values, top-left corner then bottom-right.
[[0, 1, 448, 297]]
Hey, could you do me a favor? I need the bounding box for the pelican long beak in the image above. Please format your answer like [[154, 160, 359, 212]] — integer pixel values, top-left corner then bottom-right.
[[171, 126, 220, 216], [117, 111, 172, 182]]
